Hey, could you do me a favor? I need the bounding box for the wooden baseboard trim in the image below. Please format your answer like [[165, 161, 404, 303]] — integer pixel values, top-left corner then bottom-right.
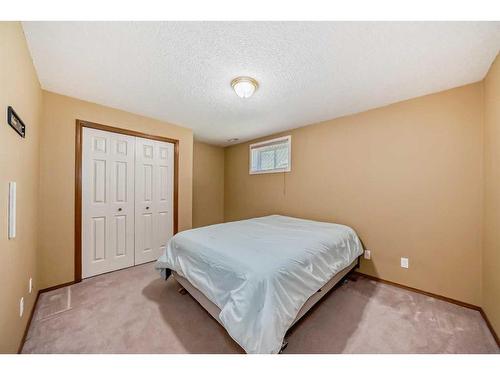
[[39, 280, 77, 294], [353, 271, 499, 347]]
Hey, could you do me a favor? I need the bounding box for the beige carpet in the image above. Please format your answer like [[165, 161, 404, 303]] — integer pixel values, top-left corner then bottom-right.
[[22, 263, 499, 354]]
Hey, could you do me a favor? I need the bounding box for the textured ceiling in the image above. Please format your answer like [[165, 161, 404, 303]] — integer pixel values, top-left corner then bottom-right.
[[23, 22, 500, 146]]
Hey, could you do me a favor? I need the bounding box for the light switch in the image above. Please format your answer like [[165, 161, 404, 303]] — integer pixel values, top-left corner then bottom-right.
[[8, 182, 16, 239]]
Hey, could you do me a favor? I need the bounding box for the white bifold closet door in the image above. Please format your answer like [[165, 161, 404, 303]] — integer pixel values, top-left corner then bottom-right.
[[82, 127, 174, 278], [82, 128, 136, 278], [134, 137, 174, 265]]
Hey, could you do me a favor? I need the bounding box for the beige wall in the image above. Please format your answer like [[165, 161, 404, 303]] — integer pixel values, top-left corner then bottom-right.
[[0, 22, 42, 353], [225, 83, 484, 305], [483, 53, 500, 333], [193, 141, 225, 228], [0, 21, 496, 351], [38, 91, 193, 289]]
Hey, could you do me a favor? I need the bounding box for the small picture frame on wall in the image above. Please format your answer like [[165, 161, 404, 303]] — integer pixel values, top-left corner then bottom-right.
[[7, 106, 26, 138]]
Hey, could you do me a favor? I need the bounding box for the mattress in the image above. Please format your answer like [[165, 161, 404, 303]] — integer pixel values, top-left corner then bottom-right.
[[155, 215, 363, 354]]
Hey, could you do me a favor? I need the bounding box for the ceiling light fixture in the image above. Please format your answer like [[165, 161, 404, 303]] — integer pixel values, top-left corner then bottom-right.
[[231, 76, 258, 98]]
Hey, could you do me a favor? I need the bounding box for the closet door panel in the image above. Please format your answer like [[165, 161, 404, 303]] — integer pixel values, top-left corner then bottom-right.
[[135, 138, 157, 264], [114, 214, 127, 257], [82, 127, 135, 278], [135, 138, 174, 264], [156, 141, 174, 255], [92, 159, 107, 203], [91, 216, 106, 261]]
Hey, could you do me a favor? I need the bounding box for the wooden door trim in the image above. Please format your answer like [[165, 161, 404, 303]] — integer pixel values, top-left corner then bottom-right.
[[75, 119, 180, 283]]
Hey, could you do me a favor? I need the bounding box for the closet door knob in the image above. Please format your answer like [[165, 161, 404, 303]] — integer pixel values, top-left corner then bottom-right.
[[146, 206, 150, 210], [118, 207, 122, 211]]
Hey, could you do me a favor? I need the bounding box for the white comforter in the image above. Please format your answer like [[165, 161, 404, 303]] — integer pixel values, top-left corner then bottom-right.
[[155, 215, 363, 354]]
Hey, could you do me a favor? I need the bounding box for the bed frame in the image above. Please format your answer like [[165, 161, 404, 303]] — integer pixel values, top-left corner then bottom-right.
[[163, 256, 360, 353]]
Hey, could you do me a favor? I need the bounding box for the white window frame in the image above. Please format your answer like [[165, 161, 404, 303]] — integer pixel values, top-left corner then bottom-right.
[[249, 135, 292, 175]]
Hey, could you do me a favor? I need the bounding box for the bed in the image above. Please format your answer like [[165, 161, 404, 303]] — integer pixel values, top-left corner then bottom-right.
[[155, 215, 363, 354]]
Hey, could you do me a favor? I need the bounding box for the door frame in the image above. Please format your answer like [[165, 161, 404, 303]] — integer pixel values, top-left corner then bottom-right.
[[75, 119, 180, 283]]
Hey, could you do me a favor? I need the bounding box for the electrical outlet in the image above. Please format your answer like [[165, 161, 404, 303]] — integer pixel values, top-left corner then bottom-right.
[[29, 278, 33, 294], [401, 257, 409, 269], [364, 250, 371, 260], [19, 297, 24, 317]]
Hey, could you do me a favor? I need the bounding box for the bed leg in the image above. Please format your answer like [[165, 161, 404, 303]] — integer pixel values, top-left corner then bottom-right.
[[163, 268, 172, 281], [279, 339, 288, 354], [177, 287, 187, 295]]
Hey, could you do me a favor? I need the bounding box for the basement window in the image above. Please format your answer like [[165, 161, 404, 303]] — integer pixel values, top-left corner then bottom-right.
[[249, 135, 291, 174]]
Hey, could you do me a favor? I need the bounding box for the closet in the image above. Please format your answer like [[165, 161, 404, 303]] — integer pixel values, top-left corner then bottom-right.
[[81, 126, 174, 278]]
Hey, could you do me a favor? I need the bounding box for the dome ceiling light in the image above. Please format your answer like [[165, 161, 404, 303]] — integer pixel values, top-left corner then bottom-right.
[[231, 76, 258, 98]]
